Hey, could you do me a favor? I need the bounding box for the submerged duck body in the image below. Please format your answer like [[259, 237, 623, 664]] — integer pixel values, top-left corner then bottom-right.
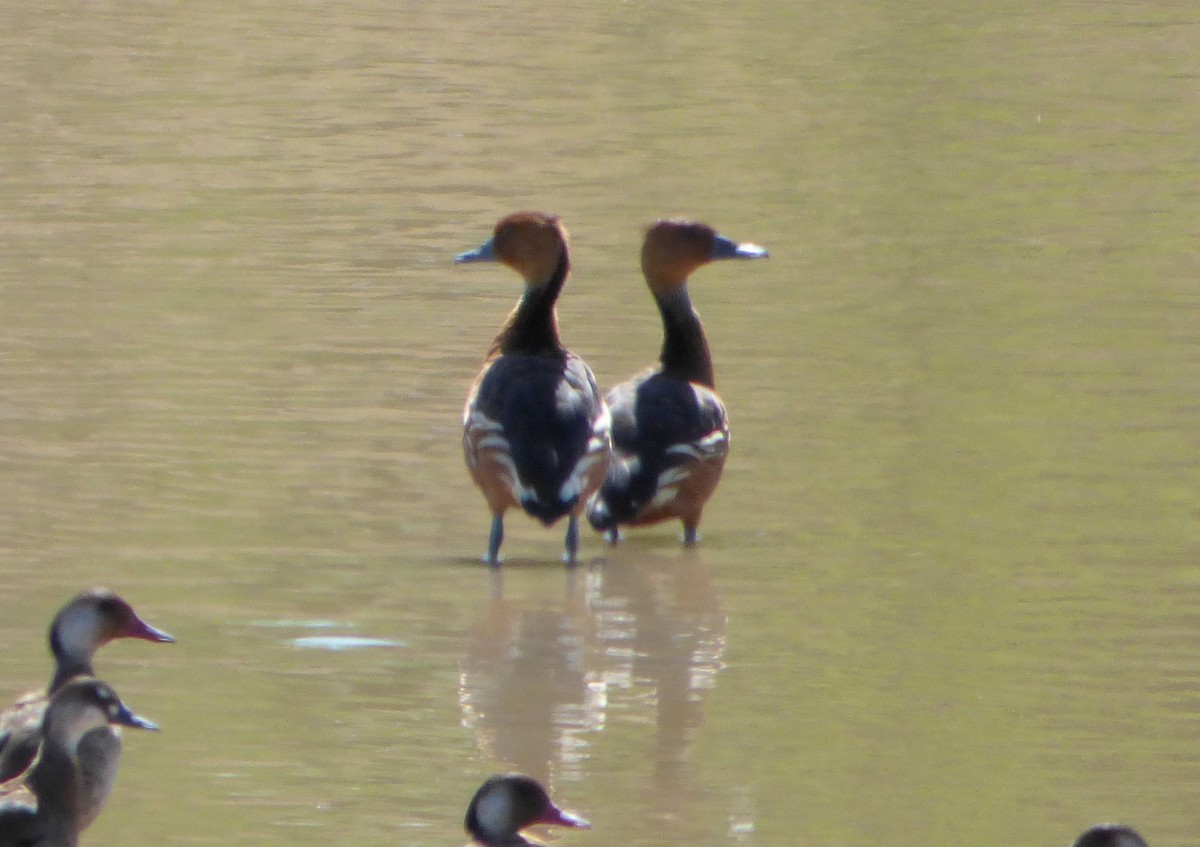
[[0, 590, 173, 783], [0, 677, 158, 847], [587, 219, 767, 545], [458, 212, 612, 565], [465, 774, 589, 847]]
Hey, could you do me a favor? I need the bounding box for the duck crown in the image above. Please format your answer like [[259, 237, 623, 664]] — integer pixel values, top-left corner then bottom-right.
[[1072, 825, 1149, 847]]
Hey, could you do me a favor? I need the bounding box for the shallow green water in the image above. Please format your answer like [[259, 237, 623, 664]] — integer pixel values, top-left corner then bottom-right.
[[0, 2, 1197, 846]]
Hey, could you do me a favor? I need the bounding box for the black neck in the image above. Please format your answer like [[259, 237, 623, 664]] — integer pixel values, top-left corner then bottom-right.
[[492, 250, 569, 358], [657, 287, 714, 386]]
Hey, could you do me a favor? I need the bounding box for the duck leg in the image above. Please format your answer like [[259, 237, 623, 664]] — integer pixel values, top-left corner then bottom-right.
[[486, 514, 504, 566], [563, 515, 580, 566]]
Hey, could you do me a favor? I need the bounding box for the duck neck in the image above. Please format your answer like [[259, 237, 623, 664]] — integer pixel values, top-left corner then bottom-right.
[[49, 638, 94, 695], [468, 826, 531, 847], [466, 808, 531, 847], [491, 250, 569, 358], [26, 732, 84, 822], [656, 285, 714, 387], [74, 727, 123, 830], [468, 830, 530, 844]]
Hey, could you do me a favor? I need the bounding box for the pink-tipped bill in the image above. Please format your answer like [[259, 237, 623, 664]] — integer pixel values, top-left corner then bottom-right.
[[538, 804, 590, 830], [123, 614, 175, 644]]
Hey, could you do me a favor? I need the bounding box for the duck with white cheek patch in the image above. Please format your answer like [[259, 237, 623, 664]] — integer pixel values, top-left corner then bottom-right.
[[465, 774, 589, 847], [0, 677, 158, 847], [0, 589, 173, 783]]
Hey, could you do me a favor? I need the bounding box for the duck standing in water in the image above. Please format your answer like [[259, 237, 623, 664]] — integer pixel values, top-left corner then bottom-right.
[[0, 590, 173, 782], [587, 219, 767, 545], [1071, 825, 1148, 847], [457, 212, 612, 566], [0, 677, 158, 847], [465, 774, 589, 847]]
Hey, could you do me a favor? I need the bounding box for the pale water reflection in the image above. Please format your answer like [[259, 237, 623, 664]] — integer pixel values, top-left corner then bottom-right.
[[460, 567, 605, 786], [293, 636, 406, 651], [459, 551, 725, 794]]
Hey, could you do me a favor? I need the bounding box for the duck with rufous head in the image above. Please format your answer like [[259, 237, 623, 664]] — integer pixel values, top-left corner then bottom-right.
[[457, 212, 613, 566], [586, 219, 767, 545]]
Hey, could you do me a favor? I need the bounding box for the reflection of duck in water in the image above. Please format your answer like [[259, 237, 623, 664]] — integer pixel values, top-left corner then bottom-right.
[[465, 774, 589, 847], [0, 677, 159, 847], [588, 547, 725, 794], [0, 589, 173, 782], [458, 551, 724, 800], [457, 212, 612, 566], [459, 570, 602, 786], [587, 220, 767, 546], [1071, 825, 1148, 847]]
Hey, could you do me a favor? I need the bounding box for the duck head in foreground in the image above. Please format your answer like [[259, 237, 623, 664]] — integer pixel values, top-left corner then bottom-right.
[[0, 589, 173, 784], [0, 677, 158, 847], [457, 213, 612, 566], [1071, 824, 1148, 847], [46, 589, 175, 692], [465, 774, 590, 847]]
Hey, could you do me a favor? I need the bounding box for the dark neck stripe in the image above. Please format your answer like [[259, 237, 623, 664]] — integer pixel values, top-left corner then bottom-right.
[[656, 287, 714, 386], [493, 250, 569, 358]]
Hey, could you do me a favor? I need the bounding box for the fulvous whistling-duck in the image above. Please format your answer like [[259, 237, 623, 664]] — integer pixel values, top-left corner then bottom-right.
[[0, 677, 158, 847], [0, 590, 173, 783], [465, 774, 589, 847], [586, 219, 767, 545], [457, 212, 612, 566]]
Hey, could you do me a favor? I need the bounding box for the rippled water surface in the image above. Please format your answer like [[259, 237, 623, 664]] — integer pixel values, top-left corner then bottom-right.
[[1, 2, 1198, 846]]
